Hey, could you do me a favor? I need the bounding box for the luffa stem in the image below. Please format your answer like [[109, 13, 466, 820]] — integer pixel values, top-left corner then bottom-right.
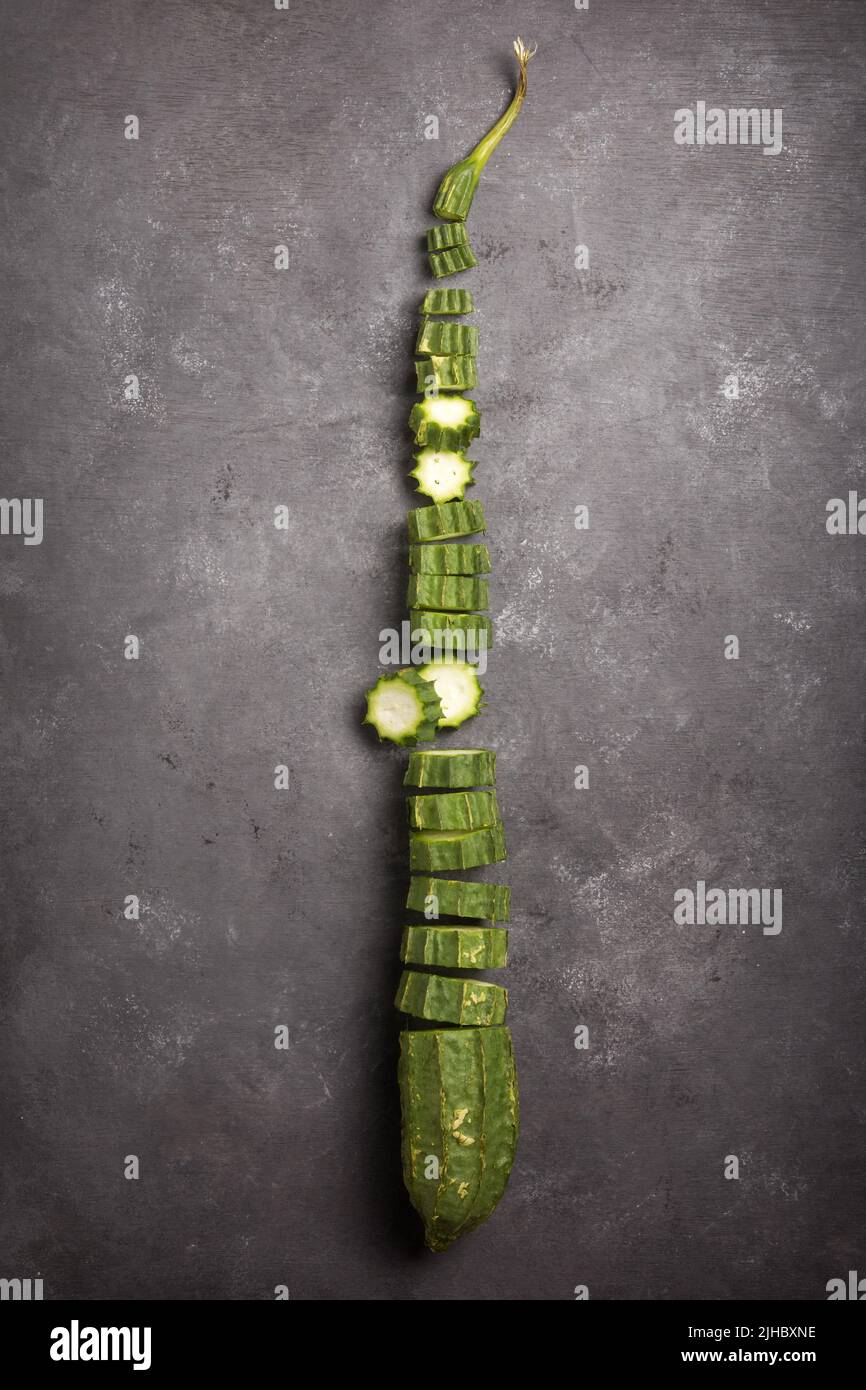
[[433, 38, 537, 222]]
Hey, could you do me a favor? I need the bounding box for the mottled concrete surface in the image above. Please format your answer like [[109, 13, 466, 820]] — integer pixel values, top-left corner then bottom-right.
[[1, 0, 864, 1300]]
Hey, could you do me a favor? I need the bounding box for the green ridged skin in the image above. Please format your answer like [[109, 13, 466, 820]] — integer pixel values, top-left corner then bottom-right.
[[407, 790, 500, 832], [410, 609, 493, 653], [409, 543, 490, 576], [401, 925, 508, 969], [404, 748, 496, 789], [409, 419, 475, 452], [416, 319, 479, 357], [415, 355, 477, 392], [420, 288, 475, 315], [407, 500, 486, 542], [407, 574, 489, 613], [395, 970, 508, 1026], [408, 821, 506, 872], [398, 1027, 519, 1252], [426, 223, 471, 253], [409, 395, 480, 452], [429, 243, 478, 278], [407, 875, 510, 922]]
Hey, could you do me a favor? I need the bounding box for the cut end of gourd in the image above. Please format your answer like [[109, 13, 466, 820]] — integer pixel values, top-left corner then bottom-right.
[[418, 659, 484, 729], [409, 449, 475, 506], [415, 394, 476, 428], [409, 394, 480, 453], [432, 748, 483, 754], [363, 670, 443, 746]]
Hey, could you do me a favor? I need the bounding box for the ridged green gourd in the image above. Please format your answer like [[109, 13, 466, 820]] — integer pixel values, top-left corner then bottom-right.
[[409, 822, 506, 872], [409, 394, 480, 452], [407, 500, 486, 542], [404, 748, 496, 789], [429, 243, 478, 278], [399, 1027, 519, 1252], [407, 875, 510, 922], [401, 925, 508, 969], [407, 574, 488, 613], [395, 970, 508, 1026], [415, 355, 477, 392], [409, 543, 490, 575], [420, 288, 475, 315], [410, 609, 493, 653], [407, 789, 499, 832], [362, 668, 443, 746], [426, 223, 471, 253], [416, 319, 479, 357]]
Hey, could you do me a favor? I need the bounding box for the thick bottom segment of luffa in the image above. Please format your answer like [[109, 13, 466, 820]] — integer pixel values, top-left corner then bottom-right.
[[398, 1026, 519, 1252]]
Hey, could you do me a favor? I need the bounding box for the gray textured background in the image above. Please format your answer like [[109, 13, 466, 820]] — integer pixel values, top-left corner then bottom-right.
[[1, 0, 864, 1301]]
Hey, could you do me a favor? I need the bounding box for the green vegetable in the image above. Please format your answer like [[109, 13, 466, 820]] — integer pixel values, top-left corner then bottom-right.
[[362, 668, 442, 746], [418, 658, 484, 728], [410, 609, 493, 652], [409, 822, 505, 872], [399, 1027, 519, 1251], [407, 875, 510, 922], [429, 243, 478, 278], [365, 41, 534, 1254], [433, 38, 537, 222], [421, 288, 475, 315], [395, 970, 508, 1026], [409, 543, 490, 575], [409, 448, 475, 505], [427, 223, 471, 253], [414, 355, 477, 392], [407, 790, 499, 832], [416, 319, 479, 357], [401, 925, 508, 969], [409, 394, 480, 452], [408, 574, 488, 612], [407, 499, 486, 542], [404, 748, 496, 789]]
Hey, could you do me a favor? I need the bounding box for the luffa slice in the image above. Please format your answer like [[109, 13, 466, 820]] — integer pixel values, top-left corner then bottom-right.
[[408, 822, 506, 872], [407, 875, 510, 922], [409, 448, 475, 504], [395, 970, 507, 1026], [420, 287, 475, 315], [407, 574, 488, 612], [414, 355, 477, 392], [401, 925, 508, 969], [418, 658, 484, 728], [407, 790, 499, 832], [362, 668, 443, 746], [409, 394, 480, 452], [404, 748, 496, 789], [409, 543, 490, 576], [407, 500, 486, 542], [410, 609, 493, 653]]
